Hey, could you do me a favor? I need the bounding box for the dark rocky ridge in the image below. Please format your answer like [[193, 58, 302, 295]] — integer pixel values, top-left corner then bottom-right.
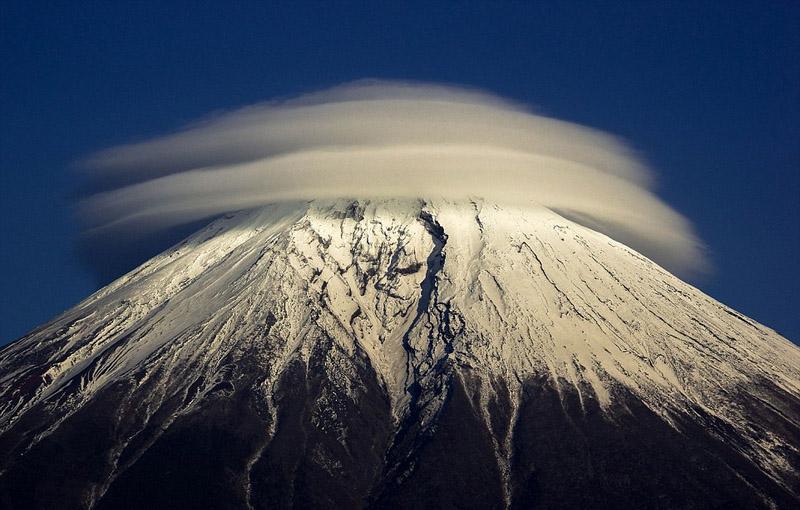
[[2, 360, 797, 508]]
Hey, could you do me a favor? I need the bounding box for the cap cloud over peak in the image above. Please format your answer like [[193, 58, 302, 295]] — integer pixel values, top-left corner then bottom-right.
[[80, 80, 707, 277]]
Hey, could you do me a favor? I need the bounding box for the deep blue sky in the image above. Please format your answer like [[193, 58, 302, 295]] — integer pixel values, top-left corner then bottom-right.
[[1, 1, 798, 344]]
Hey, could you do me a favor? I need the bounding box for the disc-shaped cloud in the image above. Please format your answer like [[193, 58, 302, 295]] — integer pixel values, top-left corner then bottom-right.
[[80, 80, 707, 277]]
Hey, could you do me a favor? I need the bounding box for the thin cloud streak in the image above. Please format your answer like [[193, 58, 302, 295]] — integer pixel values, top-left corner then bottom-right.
[[80, 80, 707, 277]]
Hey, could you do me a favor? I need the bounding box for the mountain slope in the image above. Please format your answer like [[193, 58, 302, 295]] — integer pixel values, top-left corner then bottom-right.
[[1, 199, 798, 509]]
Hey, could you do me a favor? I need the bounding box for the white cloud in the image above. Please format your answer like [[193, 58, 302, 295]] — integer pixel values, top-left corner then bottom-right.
[[80, 80, 707, 277]]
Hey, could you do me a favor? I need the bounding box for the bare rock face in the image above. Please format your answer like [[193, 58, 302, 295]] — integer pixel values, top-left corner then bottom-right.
[[1, 199, 798, 509]]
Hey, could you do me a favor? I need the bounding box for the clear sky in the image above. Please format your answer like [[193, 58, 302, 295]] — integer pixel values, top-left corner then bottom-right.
[[1, 1, 798, 344]]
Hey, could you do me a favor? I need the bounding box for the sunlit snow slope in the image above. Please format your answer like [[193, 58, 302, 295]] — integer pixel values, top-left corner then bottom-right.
[[1, 199, 798, 509]]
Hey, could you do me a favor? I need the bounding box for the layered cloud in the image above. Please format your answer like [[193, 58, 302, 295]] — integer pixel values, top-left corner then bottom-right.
[[80, 80, 707, 276]]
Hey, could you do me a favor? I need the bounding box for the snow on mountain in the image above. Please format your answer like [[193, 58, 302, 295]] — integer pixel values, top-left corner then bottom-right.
[[1, 199, 798, 509]]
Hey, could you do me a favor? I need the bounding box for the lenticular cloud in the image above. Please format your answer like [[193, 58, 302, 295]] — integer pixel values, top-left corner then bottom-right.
[[80, 80, 707, 276]]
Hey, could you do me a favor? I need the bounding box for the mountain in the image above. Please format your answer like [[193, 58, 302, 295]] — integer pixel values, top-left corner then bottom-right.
[[1, 199, 798, 509]]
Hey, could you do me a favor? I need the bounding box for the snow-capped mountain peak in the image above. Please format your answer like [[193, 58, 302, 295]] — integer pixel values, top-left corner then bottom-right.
[[1, 199, 798, 509]]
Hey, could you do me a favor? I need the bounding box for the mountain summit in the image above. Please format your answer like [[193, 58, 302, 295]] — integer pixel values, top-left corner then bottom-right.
[[1, 199, 798, 509]]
